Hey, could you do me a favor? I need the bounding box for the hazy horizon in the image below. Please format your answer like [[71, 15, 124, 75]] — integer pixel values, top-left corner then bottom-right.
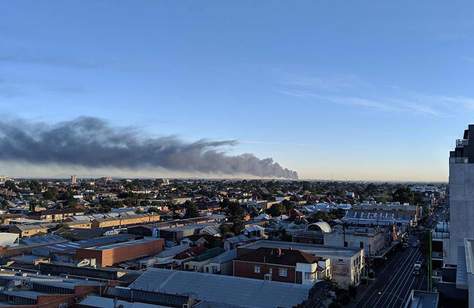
[[1, 1, 472, 181]]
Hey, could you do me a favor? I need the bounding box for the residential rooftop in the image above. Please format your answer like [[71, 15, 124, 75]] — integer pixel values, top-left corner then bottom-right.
[[240, 240, 361, 258]]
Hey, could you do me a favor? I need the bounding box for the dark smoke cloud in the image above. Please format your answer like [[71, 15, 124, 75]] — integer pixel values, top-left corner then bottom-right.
[[0, 117, 298, 179]]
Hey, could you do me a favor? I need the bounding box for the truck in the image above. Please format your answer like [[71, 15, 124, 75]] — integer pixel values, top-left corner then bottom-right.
[[413, 261, 422, 275]]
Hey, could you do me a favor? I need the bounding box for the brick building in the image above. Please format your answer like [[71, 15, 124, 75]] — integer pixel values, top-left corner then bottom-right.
[[76, 238, 164, 267], [233, 247, 330, 285], [91, 213, 161, 228]]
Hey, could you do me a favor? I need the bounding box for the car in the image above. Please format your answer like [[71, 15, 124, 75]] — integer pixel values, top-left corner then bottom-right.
[[413, 261, 422, 275]]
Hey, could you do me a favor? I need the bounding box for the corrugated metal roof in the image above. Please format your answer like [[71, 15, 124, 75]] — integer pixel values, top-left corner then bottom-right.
[[129, 268, 311, 308], [79, 295, 168, 308]]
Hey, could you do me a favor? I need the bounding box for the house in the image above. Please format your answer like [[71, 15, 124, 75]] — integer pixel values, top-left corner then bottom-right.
[[9, 224, 53, 237], [243, 224, 266, 238], [224, 234, 252, 251], [233, 247, 329, 285], [173, 245, 208, 266], [239, 240, 364, 289], [29, 207, 85, 222], [203, 249, 237, 275], [183, 247, 225, 272], [158, 223, 219, 242], [138, 243, 191, 269], [91, 213, 160, 228]]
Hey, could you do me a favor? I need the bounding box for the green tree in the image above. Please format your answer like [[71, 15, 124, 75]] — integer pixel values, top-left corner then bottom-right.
[[0, 199, 9, 210], [266, 203, 286, 217], [29, 200, 37, 212], [226, 201, 245, 234], [392, 187, 414, 204], [184, 201, 199, 218], [28, 180, 42, 194], [4, 180, 17, 192], [43, 187, 58, 201]]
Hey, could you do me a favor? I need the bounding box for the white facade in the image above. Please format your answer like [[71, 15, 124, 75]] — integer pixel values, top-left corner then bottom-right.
[[296, 259, 330, 285], [324, 225, 387, 257]]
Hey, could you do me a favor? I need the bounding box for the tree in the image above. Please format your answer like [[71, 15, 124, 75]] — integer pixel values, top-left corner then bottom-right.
[[220, 198, 231, 210], [148, 207, 159, 213], [0, 199, 8, 210], [266, 203, 286, 217], [392, 187, 414, 204], [226, 201, 245, 234], [43, 187, 58, 201], [184, 201, 199, 218], [4, 180, 17, 192], [281, 199, 294, 212], [27, 180, 42, 194], [29, 200, 37, 212], [308, 209, 346, 223]]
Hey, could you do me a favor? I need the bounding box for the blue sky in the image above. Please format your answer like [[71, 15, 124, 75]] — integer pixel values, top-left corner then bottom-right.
[[1, 1, 474, 181]]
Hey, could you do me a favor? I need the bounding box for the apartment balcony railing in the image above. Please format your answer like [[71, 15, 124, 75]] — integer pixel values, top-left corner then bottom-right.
[[450, 157, 469, 164], [432, 231, 449, 239], [457, 139, 469, 147]]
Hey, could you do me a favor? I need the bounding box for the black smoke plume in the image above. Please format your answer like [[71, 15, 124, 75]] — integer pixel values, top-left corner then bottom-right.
[[0, 117, 298, 179]]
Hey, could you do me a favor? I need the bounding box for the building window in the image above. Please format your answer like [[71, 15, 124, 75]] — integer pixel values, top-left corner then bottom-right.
[[360, 241, 364, 249], [344, 241, 348, 247], [254, 265, 260, 273], [279, 268, 288, 277]]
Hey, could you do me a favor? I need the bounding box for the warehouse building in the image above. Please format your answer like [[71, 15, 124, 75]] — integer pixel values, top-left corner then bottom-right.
[[123, 268, 312, 308], [75, 237, 165, 267]]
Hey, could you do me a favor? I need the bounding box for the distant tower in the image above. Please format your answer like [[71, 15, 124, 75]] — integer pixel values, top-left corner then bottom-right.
[[447, 125, 474, 266], [70, 175, 77, 185]]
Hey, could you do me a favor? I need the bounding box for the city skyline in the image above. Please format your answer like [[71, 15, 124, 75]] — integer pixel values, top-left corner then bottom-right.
[[2, 1, 474, 181]]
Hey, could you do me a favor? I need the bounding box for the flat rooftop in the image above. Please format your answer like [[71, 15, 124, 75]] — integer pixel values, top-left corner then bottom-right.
[[159, 222, 218, 232], [86, 237, 160, 251], [79, 295, 168, 308], [241, 240, 361, 258], [406, 290, 439, 308]]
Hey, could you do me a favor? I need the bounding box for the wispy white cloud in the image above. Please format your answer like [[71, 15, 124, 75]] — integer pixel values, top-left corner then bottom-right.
[[278, 74, 474, 117], [279, 73, 374, 93]]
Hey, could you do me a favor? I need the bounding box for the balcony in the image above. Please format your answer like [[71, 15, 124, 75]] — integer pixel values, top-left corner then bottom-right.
[[457, 139, 469, 147], [432, 251, 443, 260], [450, 157, 469, 164], [432, 231, 449, 239]]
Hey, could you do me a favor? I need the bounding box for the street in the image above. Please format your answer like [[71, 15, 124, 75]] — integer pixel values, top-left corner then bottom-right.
[[355, 238, 427, 308]]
